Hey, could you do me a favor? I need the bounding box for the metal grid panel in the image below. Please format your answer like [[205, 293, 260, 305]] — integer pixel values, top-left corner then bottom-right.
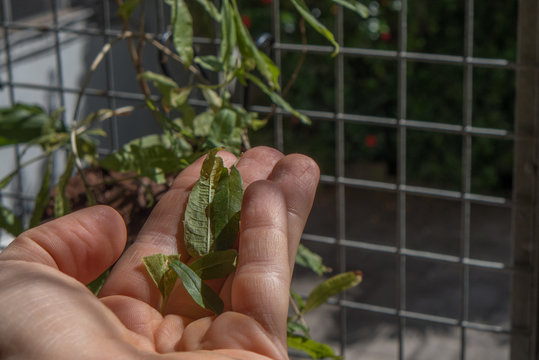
[[0, 1, 537, 359], [268, 0, 537, 359]]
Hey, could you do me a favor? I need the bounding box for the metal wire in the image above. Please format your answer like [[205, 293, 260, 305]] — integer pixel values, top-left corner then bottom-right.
[[396, 0, 408, 358], [0, 1, 537, 359]]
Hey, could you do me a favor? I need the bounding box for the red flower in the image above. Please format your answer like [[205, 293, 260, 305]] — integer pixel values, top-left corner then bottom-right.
[[241, 15, 252, 28], [364, 134, 378, 148], [380, 31, 391, 42]]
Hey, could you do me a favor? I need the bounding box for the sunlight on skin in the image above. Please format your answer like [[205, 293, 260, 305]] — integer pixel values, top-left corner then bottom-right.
[[0, 146, 319, 360]]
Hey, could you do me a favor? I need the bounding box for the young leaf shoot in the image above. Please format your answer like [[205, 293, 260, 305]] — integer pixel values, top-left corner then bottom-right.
[[143, 253, 181, 313], [183, 148, 225, 257], [144, 150, 243, 314]]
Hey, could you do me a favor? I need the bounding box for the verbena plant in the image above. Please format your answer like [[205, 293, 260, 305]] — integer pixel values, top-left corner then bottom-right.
[[0, 1, 368, 358]]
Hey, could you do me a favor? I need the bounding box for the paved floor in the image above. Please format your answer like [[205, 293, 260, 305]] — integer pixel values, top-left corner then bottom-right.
[[290, 186, 512, 359]]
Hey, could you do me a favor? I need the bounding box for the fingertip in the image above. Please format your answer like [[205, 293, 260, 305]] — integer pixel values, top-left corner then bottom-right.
[[244, 146, 284, 159], [170, 150, 238, 192], [89, 205, 127, 255], [269, 153, 320, 271], [271, 153, 320, 189], [235, 147, 284, 186]]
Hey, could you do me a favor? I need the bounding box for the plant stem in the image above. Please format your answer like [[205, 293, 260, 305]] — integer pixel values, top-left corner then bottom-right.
[[115, 0, 152, 100], [289, 294, 309, 331], [264, 18, 308, 122]]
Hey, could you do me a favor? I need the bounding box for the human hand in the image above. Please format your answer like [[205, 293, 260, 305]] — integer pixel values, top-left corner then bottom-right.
[[0, 146, 319, 360]]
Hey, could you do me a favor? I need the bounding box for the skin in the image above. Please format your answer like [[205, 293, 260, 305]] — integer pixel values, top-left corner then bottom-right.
[[0, 146, 319, 360]]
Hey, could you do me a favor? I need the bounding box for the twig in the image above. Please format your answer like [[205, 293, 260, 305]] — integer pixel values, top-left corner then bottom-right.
[[75, 106, 137, 136], [144, 35, 209, 85], [136, 0, 147, 63], [289, 295, 309, 330], [115, 0, 152, 99], [263, 18, 308, 123]]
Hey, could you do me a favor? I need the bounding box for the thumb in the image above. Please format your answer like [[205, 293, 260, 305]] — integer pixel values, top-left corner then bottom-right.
[[0, 205, 126, 284]]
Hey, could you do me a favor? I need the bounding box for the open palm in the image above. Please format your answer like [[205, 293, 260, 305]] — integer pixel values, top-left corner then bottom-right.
[[0, 147, 319, 360]]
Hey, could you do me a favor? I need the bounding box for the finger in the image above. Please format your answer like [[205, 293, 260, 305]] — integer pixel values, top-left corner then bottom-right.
[[0, 205, 126, 284], [137, 150, 239, 256], [102, 147, 285, 311], [231, 180, 289, 356], [100, 151, 238, 306], [269, 154, 319, 272], [177, 312, 286, 360], [234, 146, 284, 187], [0, 261, 155, 358], [163, 147, 285, 315]]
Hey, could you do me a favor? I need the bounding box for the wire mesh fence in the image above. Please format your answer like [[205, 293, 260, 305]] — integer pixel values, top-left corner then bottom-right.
[[0, 0, 538, 359]]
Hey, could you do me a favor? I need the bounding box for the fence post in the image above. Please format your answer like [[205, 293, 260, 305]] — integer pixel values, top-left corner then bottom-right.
[[511, 1, 539, 359]]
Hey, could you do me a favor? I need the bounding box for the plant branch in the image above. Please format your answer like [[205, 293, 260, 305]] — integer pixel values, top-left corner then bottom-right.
[[75, 106, 137, 136], [145, 36, 209, 85], [115, 0, 152, 99], [264, 18, 308, 122], [289, 294, 309, 330], [0, 152, 53, 189], [136, 0, 147, 64]]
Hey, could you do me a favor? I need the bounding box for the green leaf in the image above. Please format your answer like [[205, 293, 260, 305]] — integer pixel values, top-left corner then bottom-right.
[[143, 254, 180, 312], [54, 153, 75, 218], [0, 204, 23, 237], [231, 5, 255, 70], [0, 104, 49, 147], [287, 318, 310, 337], [193, 0, 221, 21], [290, 289, 305, 313], [0, 172, 15, 191], [244, 72, 311, 125], [193, 110, 215, 137], [118, 0, 140, 20], [303, 271, 363, 314], [29, 155, 53, 228], [170, 87, 192, 109], [87, 269, 110, 296], [232, 105, 265, 130], [258, 51, 280, 91], [100, 134, 186, 183], [289, 0, 340, 56], [231, 3, 279, 88], [177, 103, 196, 131], [76, 134, 101, 166], [183, 149, 224, 257], [195, 55, 224, 72], [208, 108, 240, 149], [170, 259, 224, 314], [220, 0, 236, 70], [332, 0, 369, 18], [295, 243, 331, 276], [140, 71, 179, 90], [139, 71, 182, 111], [287, 334, 342, 360], [165, 0, 194, 68], [188, 249, 237, 279], [201, 88, 223, 111], [212, 165, 243, 250]]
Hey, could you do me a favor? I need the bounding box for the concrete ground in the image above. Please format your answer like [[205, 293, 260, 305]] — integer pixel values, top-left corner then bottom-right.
[[290, 185, 512, 359]]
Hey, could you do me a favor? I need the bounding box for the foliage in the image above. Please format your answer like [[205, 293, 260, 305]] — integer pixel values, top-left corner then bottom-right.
[[255, 0, 515, 196], [146, 153, 362, 358], [0, 0, 369, 358], [183, 148, 243, 257]]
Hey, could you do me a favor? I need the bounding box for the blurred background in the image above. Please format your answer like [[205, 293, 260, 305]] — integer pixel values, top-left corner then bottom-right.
[[0, 0, 537, 359]]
